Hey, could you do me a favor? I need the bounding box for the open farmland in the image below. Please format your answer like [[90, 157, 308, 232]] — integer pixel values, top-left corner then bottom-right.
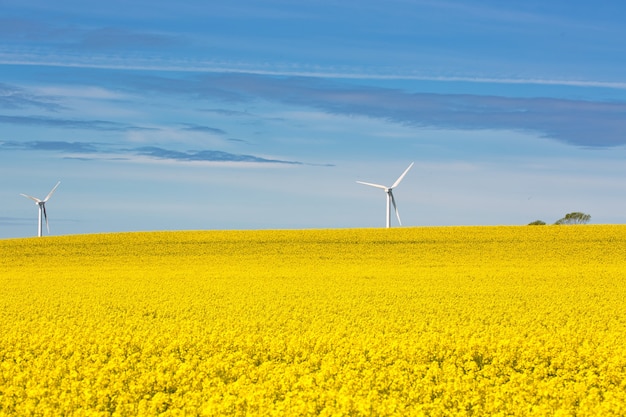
[[1, 226, 626, 416]]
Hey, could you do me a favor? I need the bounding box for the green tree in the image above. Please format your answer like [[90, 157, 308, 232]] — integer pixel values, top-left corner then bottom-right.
[[528, 220, 546, 225], [554, 212, 591, 225]]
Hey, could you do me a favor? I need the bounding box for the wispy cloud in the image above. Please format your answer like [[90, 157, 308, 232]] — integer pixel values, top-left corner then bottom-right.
[[1, 140, 99, 153], [31, 85, 130, 100], [0, 83, 64, 111], [0, 114, 148, 131], [179, 124, 227, 135], [200, 108, 256, 117], [1, 140, 304, 165], [132, 146, 301, 164], [2, 49, 626, 90]]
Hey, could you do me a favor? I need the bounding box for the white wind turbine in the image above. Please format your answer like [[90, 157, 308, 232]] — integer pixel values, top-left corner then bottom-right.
[[357, 163, 414, 228], [20, 181, 61, 237]]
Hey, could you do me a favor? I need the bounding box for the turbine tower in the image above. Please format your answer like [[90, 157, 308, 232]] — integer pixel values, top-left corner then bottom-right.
[[20, 181, 61, 237], [357, 163, 414, 228]]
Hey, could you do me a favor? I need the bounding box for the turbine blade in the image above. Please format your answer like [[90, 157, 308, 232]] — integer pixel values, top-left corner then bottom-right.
[[43, 204, 49, 233], [20, 193, 42, 203], [390, 192, 401, 225], [391, 162, 414, 189], [356, 181, 388, 190], [44, 181, 61, 202]]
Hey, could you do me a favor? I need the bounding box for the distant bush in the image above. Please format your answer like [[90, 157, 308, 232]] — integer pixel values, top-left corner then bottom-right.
[[528, 220, 546, 225]]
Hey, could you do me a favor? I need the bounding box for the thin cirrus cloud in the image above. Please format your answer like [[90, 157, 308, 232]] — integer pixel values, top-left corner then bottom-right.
[[0, 83, 64, 111], [199, 108, 256, 117], [1, 140, 99, 153], [0, 114, 146, 131], [0, 140, 303, 165], [132, 146, 301, 164], [179, 124, 227, 135]]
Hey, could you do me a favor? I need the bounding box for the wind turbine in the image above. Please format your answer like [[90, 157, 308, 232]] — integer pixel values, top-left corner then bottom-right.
[[357, 163, 414, 228], [20, 181, 61, 237]]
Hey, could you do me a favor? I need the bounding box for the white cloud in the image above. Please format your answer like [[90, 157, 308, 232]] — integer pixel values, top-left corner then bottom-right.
[[30, 85, 129, 100], [3, 49, 626, 90]]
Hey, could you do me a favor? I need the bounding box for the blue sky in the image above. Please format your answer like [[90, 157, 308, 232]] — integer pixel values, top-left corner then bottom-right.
[[2, 0, 626, 238]]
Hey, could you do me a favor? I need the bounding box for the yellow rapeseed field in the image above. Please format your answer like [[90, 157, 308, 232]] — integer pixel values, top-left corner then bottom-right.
[[1, 225, 625, 416]]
